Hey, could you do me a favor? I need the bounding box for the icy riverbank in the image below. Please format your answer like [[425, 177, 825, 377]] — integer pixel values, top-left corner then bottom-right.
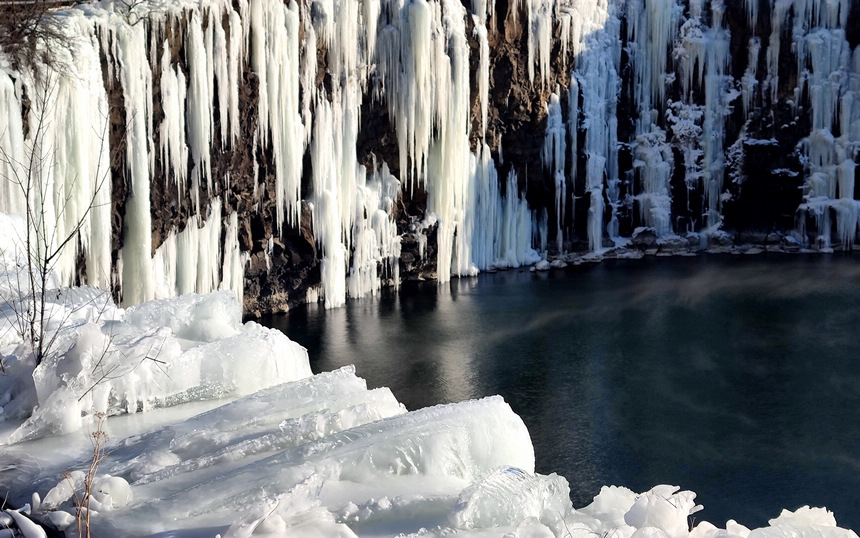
[[1, 243, 857, 536]]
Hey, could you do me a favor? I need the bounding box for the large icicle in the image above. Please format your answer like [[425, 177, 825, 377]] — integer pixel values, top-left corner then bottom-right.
[[111, 18, 155, 305], [627, 0, 680, 238], [700, 1, 733, 230], [159, 47, 189, 200], [0, 73, 26, 219], [542, 91, 566, 253], [251, 0, 304, 232], [186, 8, 214, 213], [310, 96, 348, 309], [347, 162, 402, 299], [526, 0, 555, 89], [572, 1, 621, 249], [152, 199, 224, 299], [473, 14, 490, 140]]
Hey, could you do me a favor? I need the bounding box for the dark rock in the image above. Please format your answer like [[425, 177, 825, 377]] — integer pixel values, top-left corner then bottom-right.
[[631, 228, 658, 249]]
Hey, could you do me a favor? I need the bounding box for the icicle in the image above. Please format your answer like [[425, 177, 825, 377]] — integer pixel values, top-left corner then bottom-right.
[[745, 0, 759, 30], [573, 2, 620, 249], [220, 211, 248, 306], [227, 8, 244, 145], [363, 0, 381, 68], [0, 73, 28, 219], [542, 91, 566, 253], [112, 19, 155, 305], [473, 18, 490, 140], [251, 0, 304, 232], [310, 95, 347, 309], [347, 161, 401, 298], [526, 0, 554, 88], [186, 9, 214, 213], [766, 1, 791, 104], [159, 48, 188, 200], [212, 3, 232, 148], [568, 75, 579, 192], [300, 10, 318, 136], [741, 37, 761, 117], [628, 0, 679, 112]]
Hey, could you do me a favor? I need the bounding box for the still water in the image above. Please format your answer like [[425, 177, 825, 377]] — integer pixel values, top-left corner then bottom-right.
[[261, 254, 860, 531]]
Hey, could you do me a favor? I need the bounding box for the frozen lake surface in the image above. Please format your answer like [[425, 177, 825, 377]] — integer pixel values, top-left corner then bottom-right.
[[263, 254, 860, 531]]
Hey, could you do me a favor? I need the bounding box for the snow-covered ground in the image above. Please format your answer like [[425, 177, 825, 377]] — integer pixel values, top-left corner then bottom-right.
[[1, 221, 858, 537]]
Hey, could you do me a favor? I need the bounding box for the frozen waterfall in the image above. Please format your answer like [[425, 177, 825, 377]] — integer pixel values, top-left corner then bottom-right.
[[1, 0, 859, 311]]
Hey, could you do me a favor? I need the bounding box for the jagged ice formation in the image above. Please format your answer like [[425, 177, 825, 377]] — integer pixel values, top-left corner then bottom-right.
[[0, 0, 858, 314]]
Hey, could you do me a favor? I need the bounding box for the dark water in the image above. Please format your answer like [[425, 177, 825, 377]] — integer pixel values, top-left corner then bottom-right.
[[260, 255, 860, 531]]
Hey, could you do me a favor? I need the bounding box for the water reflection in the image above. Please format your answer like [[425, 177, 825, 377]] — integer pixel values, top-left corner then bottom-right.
[[261, 255, 860, 531]]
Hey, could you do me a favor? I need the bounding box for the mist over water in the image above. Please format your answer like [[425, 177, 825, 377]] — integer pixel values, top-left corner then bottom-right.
[[262, 255, 860, 531]]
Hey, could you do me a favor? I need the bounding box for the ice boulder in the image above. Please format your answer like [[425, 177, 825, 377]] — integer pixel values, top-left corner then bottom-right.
[[123, 291, 243, 344], [624, 485, 702, 538], [95, 395, 533, 534], [449, 467, 573, 532], [748, 506, 858, 538], [105, 366, 405, 484], [570, 485, 639, 533], [2, 290, 312, 443]]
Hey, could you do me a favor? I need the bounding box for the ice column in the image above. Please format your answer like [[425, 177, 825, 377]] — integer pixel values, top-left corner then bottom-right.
[[186, 9, 214, 213], [542, 92, 566, 253], [470, 144, 502, 270], [347, 162, 401, 298], [20, 23, 112, 289], [311, 97, 348, 309], [159, 47, 189, 200], [431, 0, 475, 280], [152, 198, 223, 299], [702, 2, 732, 229], [0, 74, 26, 219], [627, 0, 679, 237], [501, 170, 537, 267], [111, 20, 155, 305], [221, 211, 249, 306], [572, 2, 621, 248]]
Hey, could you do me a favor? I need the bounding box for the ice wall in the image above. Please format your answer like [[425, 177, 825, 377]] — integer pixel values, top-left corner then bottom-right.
[[2, 0, 859, 314], [0, 20, 112, 291], [793, 1, 860, 249], [1, 0, 546, 309]]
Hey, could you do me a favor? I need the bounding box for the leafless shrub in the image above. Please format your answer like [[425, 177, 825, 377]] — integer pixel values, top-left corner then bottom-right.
[[0, 1, 88, 71]]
